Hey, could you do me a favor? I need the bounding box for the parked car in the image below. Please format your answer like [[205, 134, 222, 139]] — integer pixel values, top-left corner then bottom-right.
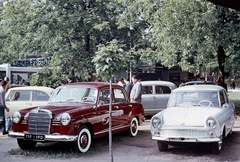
[[141, 81, 177, 116], [179, 80, 214, 87], [9, 82, 145, 153], [5, 86, 54, 119], [150, 85, 236, 154]]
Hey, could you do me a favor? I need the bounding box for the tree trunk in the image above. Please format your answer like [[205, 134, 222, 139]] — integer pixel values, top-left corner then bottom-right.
[[217, 45, 226, 80]]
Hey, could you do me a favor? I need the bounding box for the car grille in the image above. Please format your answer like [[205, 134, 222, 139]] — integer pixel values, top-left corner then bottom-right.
[[28, 112, 52, 134], [161, 129, 208, 138]]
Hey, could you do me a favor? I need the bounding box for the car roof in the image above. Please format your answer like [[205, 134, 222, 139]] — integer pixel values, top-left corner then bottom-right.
[[173, 85, 224, 92], [58, 82, 123, 89], [141, 81, 177, 88], [7, 86, 54, 94], [183, 80, 214, 85]]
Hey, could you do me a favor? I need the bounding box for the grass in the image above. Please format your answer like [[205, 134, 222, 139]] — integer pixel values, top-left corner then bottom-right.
[[228, 91, 240, 108]]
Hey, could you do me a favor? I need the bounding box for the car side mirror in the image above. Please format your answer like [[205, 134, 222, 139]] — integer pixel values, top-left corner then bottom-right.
[[222, 103, 229, 108]]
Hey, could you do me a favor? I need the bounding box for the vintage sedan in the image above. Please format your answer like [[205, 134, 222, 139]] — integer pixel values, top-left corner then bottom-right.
[[141, 81, 177, 116], [5, 86, 54, 119], [150, 85, 236, 154], [9, 82, 144, 153]]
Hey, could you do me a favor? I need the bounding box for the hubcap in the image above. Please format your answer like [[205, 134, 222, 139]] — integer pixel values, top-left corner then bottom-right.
[[80, 133, 88, 149]]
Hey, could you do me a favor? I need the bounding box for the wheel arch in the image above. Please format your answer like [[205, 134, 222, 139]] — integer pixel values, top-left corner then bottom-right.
[[78, 122, 94, 137]]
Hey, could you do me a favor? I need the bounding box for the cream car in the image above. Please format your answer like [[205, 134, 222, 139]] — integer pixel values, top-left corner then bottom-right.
[[141, 81, 177, 116], [5, 86, 54, 119], [151, 85, 236, 154]]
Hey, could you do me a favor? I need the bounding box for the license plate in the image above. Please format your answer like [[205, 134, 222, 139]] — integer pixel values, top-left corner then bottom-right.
[[24, 134, 45, 140]]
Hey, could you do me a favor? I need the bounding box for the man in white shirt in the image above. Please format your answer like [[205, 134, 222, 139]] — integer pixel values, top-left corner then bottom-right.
[[130, 75, 143, 103]]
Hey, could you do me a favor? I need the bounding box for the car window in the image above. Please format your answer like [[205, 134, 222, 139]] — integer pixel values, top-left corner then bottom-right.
[[49, 87, 97, 103], [155, 86, 171, 94], [114, 88, 127, 103], [99, 89, 111, 104], [219, 91, 226, 106], [168, 91, 220, 107], [32, 91, 50, 101], [8, 90, 30, 101], [143, 86, 152, 94]]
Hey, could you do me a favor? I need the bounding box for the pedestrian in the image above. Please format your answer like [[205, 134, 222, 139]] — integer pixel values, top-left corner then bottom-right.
[[118, 77, 125, 87], [216, 76, 228, 91], [4, 77, 11, 92], [130, 75, 143, 103], [123, 77, 132, 98], [230, 79, 236, 89], [0, 80, 10, 135]]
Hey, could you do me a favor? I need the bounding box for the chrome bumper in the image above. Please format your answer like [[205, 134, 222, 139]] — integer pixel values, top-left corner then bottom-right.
[[8, 131, 78, 142], [152, 136, 220, 143]]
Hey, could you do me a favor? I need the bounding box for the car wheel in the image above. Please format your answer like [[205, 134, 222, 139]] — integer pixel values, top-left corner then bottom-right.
[[227, 129, 233, 137], [75, 126, 92, 153], [129, 117, 139, 137], [17, 139, 36, 150], [212, 134, 223, 154], [157, 141, 168, 151]]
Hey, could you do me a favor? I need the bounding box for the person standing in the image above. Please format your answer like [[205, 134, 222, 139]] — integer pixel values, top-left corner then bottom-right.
[[130, 75, 143, 103], [0, 80, 10, 135], [123, 77, 132, 98], [4, 77, 11, 92]]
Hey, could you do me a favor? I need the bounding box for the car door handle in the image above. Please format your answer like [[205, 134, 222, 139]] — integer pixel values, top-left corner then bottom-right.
[[128, 104, 132, 107], [114, 106, 119, 109]]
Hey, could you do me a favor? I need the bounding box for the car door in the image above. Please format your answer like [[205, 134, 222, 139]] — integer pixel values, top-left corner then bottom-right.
[[113, 87, 132, 129], [94, 88, 119, 135], [220, 90, 235, 132], [154, 85, 172, 111], [141, 85, 155, 113]]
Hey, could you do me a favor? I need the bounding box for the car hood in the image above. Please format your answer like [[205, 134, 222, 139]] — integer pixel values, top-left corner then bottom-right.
[[21, 102, 94, 117], [162, 107, 221, 127]]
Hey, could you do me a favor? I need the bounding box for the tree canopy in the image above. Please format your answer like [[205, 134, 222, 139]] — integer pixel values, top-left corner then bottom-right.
[[1, 0, 240, 86]]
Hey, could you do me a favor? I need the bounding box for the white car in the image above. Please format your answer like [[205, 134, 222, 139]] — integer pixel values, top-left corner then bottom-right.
[[150, 85, 236, 154], [141, 81, 177, 116], [5, 86, 54, 119]]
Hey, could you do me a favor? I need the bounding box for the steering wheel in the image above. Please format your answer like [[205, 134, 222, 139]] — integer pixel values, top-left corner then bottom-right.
[[81, 97, 95, 102], [198, 100, 214, 107]]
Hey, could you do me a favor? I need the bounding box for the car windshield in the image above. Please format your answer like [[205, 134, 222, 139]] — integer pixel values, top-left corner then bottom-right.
[[49, 87, 97, 103], [167, 91, 220, 108]]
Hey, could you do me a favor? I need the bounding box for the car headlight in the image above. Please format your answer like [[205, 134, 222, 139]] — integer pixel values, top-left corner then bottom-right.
[[152, 117, 162, 128], [12, 112, 21, 123], [60, 113, 71, 126], [206, 118, 217, 128]]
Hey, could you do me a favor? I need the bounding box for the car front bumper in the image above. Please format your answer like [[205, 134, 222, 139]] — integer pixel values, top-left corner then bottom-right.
[[8, 131, 78, 142]]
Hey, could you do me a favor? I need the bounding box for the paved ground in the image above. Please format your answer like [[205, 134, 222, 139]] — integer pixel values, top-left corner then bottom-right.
[[1, 115, 240, 162]]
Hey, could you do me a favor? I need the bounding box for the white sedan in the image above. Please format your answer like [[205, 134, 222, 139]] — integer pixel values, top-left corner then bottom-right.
[[150, 85, 236, 154], [5, 86, 54, 119]]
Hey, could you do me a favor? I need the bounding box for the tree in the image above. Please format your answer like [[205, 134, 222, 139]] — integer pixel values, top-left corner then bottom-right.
[[92, 39, 126, 162], [0, 0, 130, 83], [118, 0, 240, 79]]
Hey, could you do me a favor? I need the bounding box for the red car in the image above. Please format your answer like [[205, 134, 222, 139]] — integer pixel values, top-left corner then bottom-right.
[[9, 82, 144, 153]]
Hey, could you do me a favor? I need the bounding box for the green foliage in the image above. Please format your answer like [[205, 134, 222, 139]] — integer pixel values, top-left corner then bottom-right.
[[92, 39, 126, 80], [1, 0, 240, 84], [118, 0, 240, 77]]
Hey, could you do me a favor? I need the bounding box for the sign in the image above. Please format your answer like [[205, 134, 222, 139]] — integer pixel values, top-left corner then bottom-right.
[[12, 57, 51, 67]]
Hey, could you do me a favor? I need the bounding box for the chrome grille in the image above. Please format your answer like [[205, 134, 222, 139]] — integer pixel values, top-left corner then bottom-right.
[[28, 112, 51, 134], [161, 129, 208, 138]]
